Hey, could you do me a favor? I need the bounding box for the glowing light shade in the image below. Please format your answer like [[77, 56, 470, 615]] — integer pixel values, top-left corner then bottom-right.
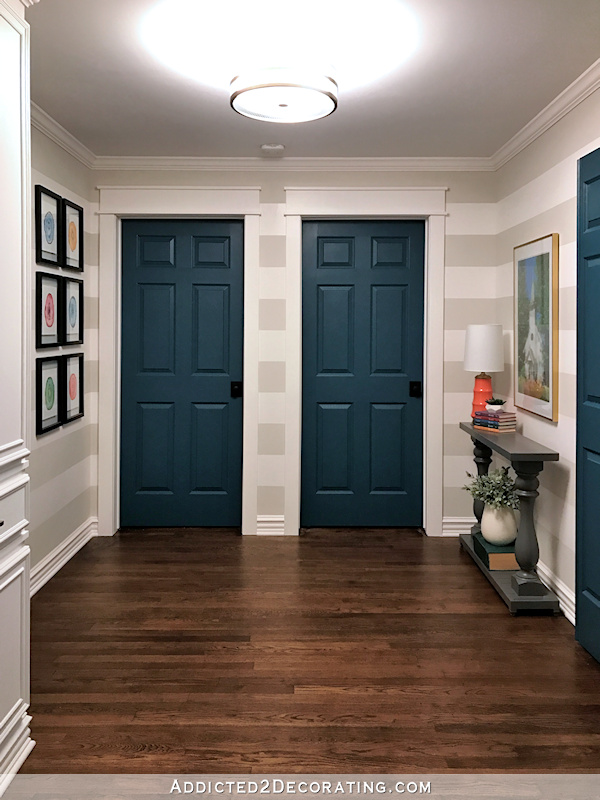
[[140, 1, 421, 101], [230, 69, 337, 123]]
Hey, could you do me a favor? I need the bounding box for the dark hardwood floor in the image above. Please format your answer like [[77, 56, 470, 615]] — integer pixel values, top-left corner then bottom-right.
[[23, 528, 600, 773]]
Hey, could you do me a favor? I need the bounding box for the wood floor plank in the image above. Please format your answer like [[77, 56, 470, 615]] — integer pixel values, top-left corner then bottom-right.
[[22, 528, 600, 773]]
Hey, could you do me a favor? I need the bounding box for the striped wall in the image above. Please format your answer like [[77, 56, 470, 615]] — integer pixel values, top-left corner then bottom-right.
[[257, 206, 287, 522], [442, 201, 503, 524], [28, 83, 600, 599], [29, 131, 99, 569], [492, 89, 600, 598]]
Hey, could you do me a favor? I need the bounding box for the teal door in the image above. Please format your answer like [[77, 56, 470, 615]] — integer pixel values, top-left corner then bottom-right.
[[577, 149, 600, 663], [120, 219, 244, 527], [301, 220, 425, 527]]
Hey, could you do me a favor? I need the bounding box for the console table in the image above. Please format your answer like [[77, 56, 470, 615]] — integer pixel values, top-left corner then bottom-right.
[[459, 422, 560, 614]]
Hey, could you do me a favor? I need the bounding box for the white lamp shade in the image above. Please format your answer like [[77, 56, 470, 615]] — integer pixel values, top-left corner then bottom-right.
[[463, 324, 504, 373]]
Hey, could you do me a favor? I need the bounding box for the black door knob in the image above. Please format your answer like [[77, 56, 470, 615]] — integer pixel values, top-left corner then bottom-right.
[[409, 381, 423, 398]]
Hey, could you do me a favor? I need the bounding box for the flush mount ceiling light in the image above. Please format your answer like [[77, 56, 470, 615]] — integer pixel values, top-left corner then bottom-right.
[[141, 0, 420, 123], [231, 68, 337, 123]]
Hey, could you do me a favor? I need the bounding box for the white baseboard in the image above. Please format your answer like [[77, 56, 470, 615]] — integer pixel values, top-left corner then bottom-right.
[[0, 702, 35, 799], [252, 515, 286, 535], [537, 559, 576, 626], [0, 735, 35, 799], [445, 519, 576, 624], [442, 517, 474, 537], [30, 517, 98, 596]]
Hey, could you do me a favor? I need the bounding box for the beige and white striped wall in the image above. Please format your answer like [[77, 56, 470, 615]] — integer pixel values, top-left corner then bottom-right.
[[28, 80, 600, 621], [29, 128, 99, 591]]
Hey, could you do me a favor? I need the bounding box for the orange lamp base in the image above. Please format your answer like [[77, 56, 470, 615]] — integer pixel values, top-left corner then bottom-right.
[[471, 373, 493, 418]]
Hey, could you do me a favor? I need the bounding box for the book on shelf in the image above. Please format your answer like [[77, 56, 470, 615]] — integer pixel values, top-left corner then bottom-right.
[[472, 531, 518, 570], [473, 410, 517, 432], [473, 424, 516, 433], [474, 411, 517, 420]]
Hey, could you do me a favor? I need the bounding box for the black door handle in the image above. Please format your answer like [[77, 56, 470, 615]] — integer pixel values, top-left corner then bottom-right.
[[231, 381, 243, 399], [409, 381, 422, 398]]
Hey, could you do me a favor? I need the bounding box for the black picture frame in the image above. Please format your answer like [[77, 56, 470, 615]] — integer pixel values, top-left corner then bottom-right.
[[62, 198, 84, 271], [36, 356, 61, 435], [35, 185, 63, 267], [61, 353, 84, 425], [35, 272, 61, 349], [62, 276, 84, 345]]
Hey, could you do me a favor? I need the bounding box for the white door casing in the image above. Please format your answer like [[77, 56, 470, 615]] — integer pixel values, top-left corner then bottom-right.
[[97, 187, 261, 537], [98, 185, 446, 537], [284, 187, 447, 536]]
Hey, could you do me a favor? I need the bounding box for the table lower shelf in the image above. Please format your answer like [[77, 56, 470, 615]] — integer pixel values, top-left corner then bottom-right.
[[459, 533, 561, 614]]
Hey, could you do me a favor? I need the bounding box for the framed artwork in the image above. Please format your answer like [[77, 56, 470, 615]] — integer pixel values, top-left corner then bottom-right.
[[35, 185, 62, 266], [36, 357, 61, 435], [62, 353, 84, 424], [63, 198, 84, 271], [63, 277, 84, 345], [36, 272, 60, 348], [513, 233, 559, 421]]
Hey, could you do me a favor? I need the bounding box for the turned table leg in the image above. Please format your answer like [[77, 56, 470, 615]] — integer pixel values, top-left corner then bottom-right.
[[511, 459, 549, 596], [470, 436, 492, 534]]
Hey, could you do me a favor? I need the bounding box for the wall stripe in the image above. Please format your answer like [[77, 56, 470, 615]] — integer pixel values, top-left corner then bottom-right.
[[29, 166, 99, 568]]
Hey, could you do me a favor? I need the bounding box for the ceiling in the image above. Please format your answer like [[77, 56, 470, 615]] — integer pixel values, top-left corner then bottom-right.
[[27, 0, 600, 160]]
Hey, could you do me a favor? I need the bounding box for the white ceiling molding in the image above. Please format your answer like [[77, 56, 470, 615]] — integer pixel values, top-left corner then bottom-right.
[[30, 102, 95, 168], [20, 0, 41, 6], [491, 55, 600, 170], [31, 56, 600, 173], [92, 155, 493, 172]]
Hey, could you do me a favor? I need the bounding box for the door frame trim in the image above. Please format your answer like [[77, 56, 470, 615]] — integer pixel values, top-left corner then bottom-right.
[[284, 187, 447, 535], [97, 186, 261, 536]]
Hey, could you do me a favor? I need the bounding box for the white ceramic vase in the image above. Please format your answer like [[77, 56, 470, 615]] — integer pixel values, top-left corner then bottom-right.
[[481, 505, 517, 545]]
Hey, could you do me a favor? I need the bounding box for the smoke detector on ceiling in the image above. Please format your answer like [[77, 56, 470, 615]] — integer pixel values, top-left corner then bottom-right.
[[260, 143, 286, 158]]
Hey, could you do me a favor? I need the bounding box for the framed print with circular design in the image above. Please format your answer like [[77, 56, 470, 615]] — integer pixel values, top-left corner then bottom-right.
[[35, 185, 62, 266], [62, 353, 84, 424], [36, 356, 61, 435], [63, 277, 84, 345], [63, 198, 84, 271], [36, 272, 60, 348]]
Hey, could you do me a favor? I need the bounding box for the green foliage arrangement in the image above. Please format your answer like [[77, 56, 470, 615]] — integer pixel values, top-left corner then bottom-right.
[[463, 467, 519, 510], [486, 397, 506, 405]]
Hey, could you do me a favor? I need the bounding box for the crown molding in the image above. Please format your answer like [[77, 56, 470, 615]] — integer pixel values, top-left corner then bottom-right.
[[30, 102, 96, 168], [491, 56, 600, 170], [92, 155, 494, 172], [31, 57, 600, 174], [20, 0, 41, 6]]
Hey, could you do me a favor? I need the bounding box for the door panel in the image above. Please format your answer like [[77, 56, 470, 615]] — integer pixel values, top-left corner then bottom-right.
[[192, 285, 230, 373], [317, 286, 355, 374], [302, 220, 424, 527], [121, 219, 243, 527], [317, 402, 354, 493], [138, 284, 176, 373], [370, 403, 406, 493], [135, 403, 175, 494], [577, 149, 600, 662]]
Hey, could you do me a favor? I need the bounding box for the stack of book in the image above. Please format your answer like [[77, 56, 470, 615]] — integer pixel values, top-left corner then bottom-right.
[[472, 531, 518, 570], [473, 408, 517, 433]]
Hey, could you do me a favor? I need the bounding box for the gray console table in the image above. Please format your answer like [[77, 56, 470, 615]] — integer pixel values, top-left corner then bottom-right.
[[459, 422, 560, 614]]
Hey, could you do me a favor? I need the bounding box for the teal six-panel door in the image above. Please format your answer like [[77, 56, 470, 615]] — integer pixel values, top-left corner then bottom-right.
[[301, 220, 425, 527], [577, 149, 600, 663], [120, 219, 244, 527]]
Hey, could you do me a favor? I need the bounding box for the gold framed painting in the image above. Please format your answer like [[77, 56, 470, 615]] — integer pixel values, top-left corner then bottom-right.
[[513, 233, 559, 421]]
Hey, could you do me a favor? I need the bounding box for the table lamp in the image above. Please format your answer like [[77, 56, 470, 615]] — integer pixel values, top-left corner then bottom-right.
[[463, 324, 504, 418]]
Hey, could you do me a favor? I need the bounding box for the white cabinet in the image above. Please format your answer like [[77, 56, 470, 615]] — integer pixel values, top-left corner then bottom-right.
[[0, 0, 33, 791]]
